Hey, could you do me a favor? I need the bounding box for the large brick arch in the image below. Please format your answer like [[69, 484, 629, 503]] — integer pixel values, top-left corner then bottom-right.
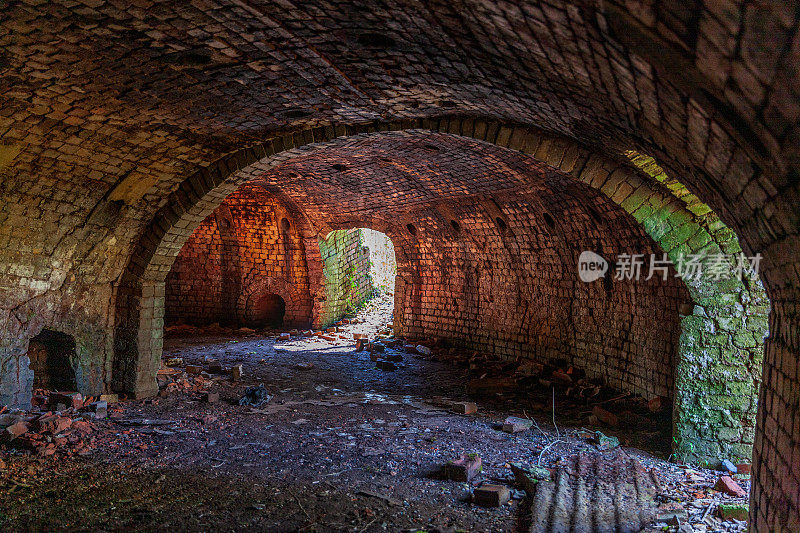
[[113, 119, 766, 467]]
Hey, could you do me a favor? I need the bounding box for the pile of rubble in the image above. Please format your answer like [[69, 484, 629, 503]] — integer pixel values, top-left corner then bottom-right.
[[0, 390, 116, 457], [156, 356, 244, 400], [352, 327, 669, 430]]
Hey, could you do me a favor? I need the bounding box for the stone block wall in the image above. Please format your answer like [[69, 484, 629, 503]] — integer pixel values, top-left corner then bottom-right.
[[316, 229, 378, 328], [165, 187, 313, 329]]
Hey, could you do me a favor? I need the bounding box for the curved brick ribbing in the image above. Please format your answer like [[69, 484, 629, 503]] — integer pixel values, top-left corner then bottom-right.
[[118, 125, 763, 467], [2, 2, 799, 527]]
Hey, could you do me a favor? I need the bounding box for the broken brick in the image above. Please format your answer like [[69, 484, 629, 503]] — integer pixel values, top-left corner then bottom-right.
[[714, 475, 747, 497], [592, 405, 619, 427], [375, 360, 397, 371], [4, 421, 29, 441], [444, 454, 482, 482], [502, 416, 533, 433], [473, 484, 510, 507], [451, 401, 478, 415], [201, 392, 220, 403]]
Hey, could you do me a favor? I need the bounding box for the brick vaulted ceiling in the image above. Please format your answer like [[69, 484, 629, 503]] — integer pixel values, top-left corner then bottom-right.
[[1, 1, 800, 530]]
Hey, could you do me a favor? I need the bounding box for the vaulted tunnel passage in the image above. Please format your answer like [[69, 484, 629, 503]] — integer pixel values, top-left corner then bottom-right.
[[0, 1, 797, 530]]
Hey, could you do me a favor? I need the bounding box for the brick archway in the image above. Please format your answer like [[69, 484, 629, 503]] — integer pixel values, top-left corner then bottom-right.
[[237, 276, 302, 328], [113, 118, 767, 470]]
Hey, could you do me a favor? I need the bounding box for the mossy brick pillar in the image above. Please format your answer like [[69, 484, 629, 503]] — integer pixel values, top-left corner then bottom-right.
[[113, 280, 162, 399], [621, 154, 769, 466]]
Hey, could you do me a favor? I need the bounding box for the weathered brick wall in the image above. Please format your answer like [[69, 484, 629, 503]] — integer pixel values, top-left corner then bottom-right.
[[392, 191, 690, 402], [165, 187, 313, 328], [315, 228, 396, 328]]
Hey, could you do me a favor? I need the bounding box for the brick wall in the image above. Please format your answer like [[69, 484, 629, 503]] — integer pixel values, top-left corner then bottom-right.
[[393, 191, 690, 402], [165, 187, 313, 329]]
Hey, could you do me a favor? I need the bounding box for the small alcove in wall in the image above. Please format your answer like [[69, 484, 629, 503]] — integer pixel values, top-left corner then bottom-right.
[[26, 329, 78, 391], [246, 293, 286, 328]]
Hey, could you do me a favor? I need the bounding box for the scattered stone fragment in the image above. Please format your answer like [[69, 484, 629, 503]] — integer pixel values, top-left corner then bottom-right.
[[473, 484, 510, 507], [201, 392, 219, 403], [99, 393, 119, 404], [720, 459, 738, 473], [386, 353, 403, 362], [714, 475, 746, 497], [736, 463, 751, 474], [592, 405, 619, 427], [295, 362, 314, 370], [510, 463, 551, 487], [230, 364, 244, 381], [450, 401, 477, 415], [279, 333, 291, 341], [165, 357, 184, 367], [207, 360, 223, 373], [593, 430, 620, 450], [238, 385, 272, 407], [375, 360, 397, 371], [415, 345, 431, 356], [355, 338, 366, 352], [443, 453, 482, 482], [186, 365, 203, 375], [502, 416, 533, 433], [87, 400, 108, 418], [718, 503, 748, 521], [4, 420, 29, 441], [34, 414, 72, 434], [51, 392, 84, 410]]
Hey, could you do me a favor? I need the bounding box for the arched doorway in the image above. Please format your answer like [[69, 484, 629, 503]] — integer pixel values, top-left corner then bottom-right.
[[246, 293, 286, 328]]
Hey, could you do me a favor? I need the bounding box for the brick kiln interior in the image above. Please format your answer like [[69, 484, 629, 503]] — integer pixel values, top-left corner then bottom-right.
[[0, 1, 797, 530]]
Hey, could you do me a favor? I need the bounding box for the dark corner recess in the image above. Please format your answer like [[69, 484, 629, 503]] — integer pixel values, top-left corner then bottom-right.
[[27, 329, 78, 391]]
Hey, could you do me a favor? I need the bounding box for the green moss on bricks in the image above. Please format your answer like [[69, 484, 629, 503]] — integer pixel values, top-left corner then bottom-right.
[[619, 150, 770, 467]]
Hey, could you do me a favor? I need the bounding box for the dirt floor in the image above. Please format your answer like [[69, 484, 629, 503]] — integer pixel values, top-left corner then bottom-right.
[[0, 296, 750, 532]]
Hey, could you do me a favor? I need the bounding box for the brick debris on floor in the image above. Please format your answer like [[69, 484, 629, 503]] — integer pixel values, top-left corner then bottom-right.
[[1, 297, 752, 532]]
